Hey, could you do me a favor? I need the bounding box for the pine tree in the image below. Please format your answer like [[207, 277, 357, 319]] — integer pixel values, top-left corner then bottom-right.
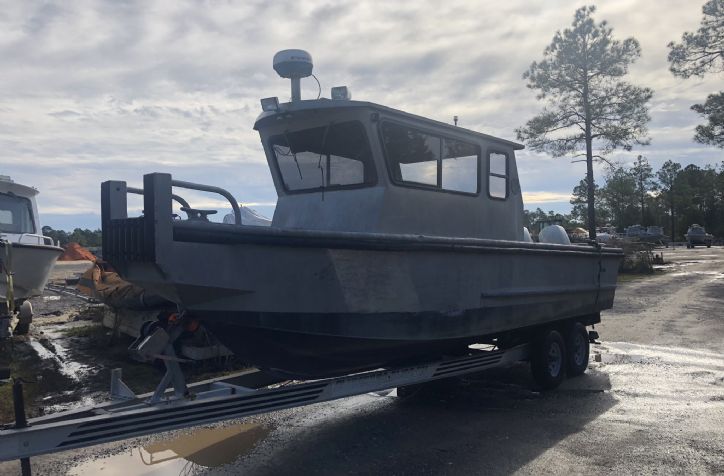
[[517, 6, 653, 239], [668, 0, 724, 148]]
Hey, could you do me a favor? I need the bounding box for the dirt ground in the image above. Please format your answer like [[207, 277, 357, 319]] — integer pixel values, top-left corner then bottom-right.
[[1, 247, 723, 475], [0, 261, 243, 423]]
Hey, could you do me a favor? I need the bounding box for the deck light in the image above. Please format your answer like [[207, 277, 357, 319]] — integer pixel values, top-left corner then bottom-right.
[[331, 86, 351, 100], [260, 97, 280, 112]]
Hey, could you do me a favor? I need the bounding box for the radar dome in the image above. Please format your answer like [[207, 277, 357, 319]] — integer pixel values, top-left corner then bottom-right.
[[273, 49, 313, 79]]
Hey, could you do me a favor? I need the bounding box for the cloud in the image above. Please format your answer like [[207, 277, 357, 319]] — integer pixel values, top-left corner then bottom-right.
[[0, 0, 721, 228], [523, 191, 574, 204]]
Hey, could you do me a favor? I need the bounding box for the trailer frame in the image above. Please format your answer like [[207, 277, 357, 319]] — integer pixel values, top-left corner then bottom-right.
[[0, 343, 528, 463]]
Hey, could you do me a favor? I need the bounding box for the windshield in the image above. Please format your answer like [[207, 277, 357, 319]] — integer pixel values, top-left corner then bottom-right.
[[0, 193, 35, 234], [270, 121, 376, 192]]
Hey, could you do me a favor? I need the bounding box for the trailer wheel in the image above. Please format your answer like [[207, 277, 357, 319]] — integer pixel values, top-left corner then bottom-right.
[[565, 323, 589, 377], [531, 330, 566, 390], [14, 301, 33, 336]]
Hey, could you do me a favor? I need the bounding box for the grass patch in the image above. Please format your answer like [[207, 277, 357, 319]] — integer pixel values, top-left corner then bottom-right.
[[617, 273, 646, 283], [1, 323, 248, 422], [617, 269, 667, 283], [61, 324, 104, 338], [0, 339, 75, 423]]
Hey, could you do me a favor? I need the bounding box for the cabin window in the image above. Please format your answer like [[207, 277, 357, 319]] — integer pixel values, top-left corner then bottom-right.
[[382, 122, 440, 186], [381, 122, 480, 194], [488, 151, 508, 199], [442, 139, 479, 193], [270, 121, 375, 193], [0, 193, 35, 234]]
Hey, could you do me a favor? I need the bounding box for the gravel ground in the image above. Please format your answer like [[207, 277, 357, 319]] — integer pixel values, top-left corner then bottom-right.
[[1, 248, 722, 475]]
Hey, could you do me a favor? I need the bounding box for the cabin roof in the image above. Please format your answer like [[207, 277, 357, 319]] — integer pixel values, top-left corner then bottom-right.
[[254, 99, 525, 150], [0, 178, 38, 198]]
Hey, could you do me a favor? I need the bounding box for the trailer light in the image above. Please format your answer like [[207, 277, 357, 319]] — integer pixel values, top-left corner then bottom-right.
[[260, 97, 280, 111], [331, 86, 351, 100]]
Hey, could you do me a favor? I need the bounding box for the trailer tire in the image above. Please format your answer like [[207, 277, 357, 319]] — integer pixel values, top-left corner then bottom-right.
[[565, 323, 589, 377], [531, 330, 566, 390]]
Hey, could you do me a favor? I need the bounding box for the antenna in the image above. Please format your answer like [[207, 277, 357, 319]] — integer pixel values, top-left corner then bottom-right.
[[453, 115, 458, 126], [273, 50, 313, 102]]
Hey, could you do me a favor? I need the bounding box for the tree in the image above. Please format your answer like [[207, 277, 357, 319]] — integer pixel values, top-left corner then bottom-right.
[[667, 0, 724, 78], [631, 155, 657, 224], [668, 0, 724, 148], [41, 226, 101, 247], [600, 165, 638, 230], [570, 179, 591, 225], [516, 6, 653, 239], [691, 92, 724, 147], [570, 177, 609, 227], [657, 160, 682, 242], [41, 226, 69, 246]]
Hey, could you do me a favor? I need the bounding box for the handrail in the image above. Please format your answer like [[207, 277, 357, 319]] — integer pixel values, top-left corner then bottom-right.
[[17, 233, 54, 246], [125, 182, 241, 225], [171, 179, 241, 225], [127, 186, 191, 210]]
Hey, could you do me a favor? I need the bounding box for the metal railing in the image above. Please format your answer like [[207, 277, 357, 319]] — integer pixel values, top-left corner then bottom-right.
[[16, 234, 55, 246], [126, 181, 241, 225]]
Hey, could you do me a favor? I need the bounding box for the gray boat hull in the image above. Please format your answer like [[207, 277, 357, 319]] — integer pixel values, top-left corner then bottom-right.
[[106, 219, 621, 377]]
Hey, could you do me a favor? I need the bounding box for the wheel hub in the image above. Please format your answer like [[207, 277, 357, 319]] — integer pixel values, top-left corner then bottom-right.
[[548, 342, 562, 376]]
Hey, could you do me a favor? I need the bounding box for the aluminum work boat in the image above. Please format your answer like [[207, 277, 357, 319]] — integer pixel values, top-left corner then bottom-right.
[[101, 51, 623, 378], [0, 176, 63, 320]]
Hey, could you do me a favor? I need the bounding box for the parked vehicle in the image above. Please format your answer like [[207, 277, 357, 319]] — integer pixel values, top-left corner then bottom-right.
[[686, 224, 713, 248]]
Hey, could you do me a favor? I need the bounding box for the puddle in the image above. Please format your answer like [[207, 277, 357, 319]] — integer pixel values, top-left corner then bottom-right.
[[594, 353, 653, 365], [653, 264, 676, 270], [28, 337, 90, 381], [668, 270, 723, 278], [42, 393, 99, 414], [68, 422, 270, 475]]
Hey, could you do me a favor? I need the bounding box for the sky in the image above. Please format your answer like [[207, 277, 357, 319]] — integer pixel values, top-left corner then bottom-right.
[[1, 0, 722, 230]]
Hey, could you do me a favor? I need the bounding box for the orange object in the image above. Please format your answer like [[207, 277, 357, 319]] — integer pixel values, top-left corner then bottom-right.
[[58, 242, 97, 261]]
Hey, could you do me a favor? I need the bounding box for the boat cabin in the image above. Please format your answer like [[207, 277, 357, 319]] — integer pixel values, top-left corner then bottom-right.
[[0, 176, 47, 245], [254, 99, 525, 241]]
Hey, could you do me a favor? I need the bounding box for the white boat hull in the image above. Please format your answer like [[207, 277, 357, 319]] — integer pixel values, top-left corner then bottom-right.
[[0, 242, 63, 303]]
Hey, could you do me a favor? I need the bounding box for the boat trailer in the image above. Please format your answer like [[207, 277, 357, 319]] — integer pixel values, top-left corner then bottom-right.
[[0, 342, 528, 468]]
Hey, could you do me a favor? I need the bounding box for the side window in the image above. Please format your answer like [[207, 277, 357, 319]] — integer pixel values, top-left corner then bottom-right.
[[0, 193, 35, 234], [488, 151, 508, 199], [381, 121, 479, 194], [382, 122, 439, 186], [442, 139, 479, 193]]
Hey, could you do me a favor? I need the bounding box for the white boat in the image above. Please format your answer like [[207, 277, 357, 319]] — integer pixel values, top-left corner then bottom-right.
[[0, 176, 63, 319]]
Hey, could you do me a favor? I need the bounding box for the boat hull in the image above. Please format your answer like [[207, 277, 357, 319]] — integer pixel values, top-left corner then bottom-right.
[[106, 220, 622, 377], [200, 309, 603, 378], [0, 242, 62, 303]]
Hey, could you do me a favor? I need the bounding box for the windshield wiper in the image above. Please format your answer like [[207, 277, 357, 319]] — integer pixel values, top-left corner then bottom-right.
[[282, 130, 303, 180], [317, 123, 332, 200]]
